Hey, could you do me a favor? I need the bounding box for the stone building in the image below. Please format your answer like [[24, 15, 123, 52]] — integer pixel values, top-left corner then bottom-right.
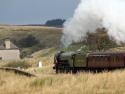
[[0, 39, 20, 61]]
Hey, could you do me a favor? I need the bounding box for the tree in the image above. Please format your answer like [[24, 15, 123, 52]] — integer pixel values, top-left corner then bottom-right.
[[19, 35, 39, 48], [45, 19, 66, 27]]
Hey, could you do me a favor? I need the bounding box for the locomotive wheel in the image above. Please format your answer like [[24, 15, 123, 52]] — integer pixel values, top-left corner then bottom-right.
[[55, 67, 59, 74], [72, 68, 77, 73], [55, 66, 64, 74], [64, 66, 70, 73]]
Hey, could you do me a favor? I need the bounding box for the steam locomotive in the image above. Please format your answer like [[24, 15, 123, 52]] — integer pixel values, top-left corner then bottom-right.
[[53, 51, 125, 73]]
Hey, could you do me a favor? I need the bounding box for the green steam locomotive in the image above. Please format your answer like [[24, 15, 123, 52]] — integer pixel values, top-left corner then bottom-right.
[[53, 50, 125, 73]]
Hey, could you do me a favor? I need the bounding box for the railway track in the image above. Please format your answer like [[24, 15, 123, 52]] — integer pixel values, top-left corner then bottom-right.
[[0, 67, 36, 77]]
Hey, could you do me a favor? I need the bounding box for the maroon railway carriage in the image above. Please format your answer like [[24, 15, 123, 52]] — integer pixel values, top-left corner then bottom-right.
[[87, 52, 125, 69]]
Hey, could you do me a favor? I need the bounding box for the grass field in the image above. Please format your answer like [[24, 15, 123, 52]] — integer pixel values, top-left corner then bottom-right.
[[1, 47, 125, 94], [1, 68, 125, 94]]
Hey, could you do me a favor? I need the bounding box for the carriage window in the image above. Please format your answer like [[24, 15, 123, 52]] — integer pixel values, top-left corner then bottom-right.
[[116, 56, 119, 62], [96, 56, 101, 61], [112, 56, 115, 62], [111, 55, 118, 63], [91, 56, 98, 63], [99, 56, 109, 62], [93, 57, 96, 63], [115, 56, 119, 63], [104, 56, 107, 61], [105, 57, 108, 61]]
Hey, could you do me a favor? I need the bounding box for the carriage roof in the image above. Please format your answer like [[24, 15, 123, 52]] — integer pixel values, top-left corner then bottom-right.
[[88, 51, 125, 57]]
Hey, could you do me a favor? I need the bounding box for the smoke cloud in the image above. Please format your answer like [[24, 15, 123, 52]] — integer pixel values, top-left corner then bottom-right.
[[61, 0, 125, 47]]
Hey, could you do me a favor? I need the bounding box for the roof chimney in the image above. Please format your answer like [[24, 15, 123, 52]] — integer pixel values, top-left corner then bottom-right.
[[5, 39, 11, 49]]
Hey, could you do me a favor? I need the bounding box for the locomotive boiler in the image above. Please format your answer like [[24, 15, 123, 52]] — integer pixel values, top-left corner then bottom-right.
[[53, 51, 125, 73]]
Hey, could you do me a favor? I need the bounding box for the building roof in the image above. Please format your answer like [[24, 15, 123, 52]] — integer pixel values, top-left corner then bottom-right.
[[0, 40, 19, 50]]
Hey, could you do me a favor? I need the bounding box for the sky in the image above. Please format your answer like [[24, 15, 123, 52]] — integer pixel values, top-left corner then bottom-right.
[[0, 0, 80, 25]]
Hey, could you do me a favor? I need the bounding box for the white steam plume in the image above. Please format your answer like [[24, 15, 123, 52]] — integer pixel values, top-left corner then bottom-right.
[[61, 0, 125, 47]]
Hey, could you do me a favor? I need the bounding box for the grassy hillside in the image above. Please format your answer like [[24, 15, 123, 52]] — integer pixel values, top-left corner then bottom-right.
[[0, 25, 62, 57], [0, 26, 123, 57]]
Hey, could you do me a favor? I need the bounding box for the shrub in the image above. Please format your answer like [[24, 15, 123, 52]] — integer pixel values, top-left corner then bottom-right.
[[18, 34, 39, 48], [3, 61, 31, 69]]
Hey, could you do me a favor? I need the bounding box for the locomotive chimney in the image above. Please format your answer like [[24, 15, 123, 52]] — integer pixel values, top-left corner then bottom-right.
[[4, 39, 11, 49]]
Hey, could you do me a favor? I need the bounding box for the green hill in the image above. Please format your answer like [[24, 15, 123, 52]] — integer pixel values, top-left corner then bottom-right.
[[0, 25, 62, 57]]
